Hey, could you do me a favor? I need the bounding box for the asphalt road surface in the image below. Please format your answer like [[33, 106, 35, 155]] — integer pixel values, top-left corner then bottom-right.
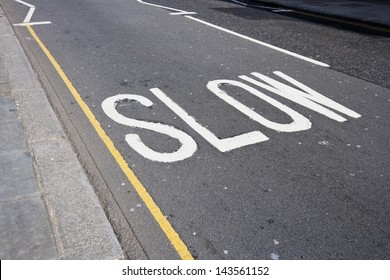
[[2, 0, 389, 259]]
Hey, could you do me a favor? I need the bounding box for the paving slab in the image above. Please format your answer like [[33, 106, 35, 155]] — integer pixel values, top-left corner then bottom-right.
[[11, 89, 66, 143], [0, 150, 38, 200], [31, 140, 124, 260], [0, 196, 57, 260], [0, 95, 17, 121]]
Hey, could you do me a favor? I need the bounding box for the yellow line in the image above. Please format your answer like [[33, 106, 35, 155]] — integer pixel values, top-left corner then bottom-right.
[[26, 25, 194, 260]]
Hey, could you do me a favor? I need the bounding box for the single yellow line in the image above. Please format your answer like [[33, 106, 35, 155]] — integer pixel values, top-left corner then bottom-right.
[[26, 25, 194, 260]]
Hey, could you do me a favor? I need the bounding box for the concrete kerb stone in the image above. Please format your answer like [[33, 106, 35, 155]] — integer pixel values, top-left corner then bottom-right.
[[11, 88, 65, 143], [4, 53, 42, 90], [0, 5, 124, 259], [32, 140, 124, 260]]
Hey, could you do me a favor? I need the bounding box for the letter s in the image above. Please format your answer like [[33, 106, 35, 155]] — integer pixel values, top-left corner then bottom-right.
[[102, 94, 197, 163]]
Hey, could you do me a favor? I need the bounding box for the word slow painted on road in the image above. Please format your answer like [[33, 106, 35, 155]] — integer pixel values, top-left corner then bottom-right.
[[102, 71, 361, 163]]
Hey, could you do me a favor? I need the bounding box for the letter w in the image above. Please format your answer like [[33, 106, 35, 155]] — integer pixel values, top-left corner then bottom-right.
[[239, 71, 361, 122]]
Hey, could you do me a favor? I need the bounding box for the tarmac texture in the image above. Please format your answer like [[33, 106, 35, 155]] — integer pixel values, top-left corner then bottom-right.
[[0, 0, 388, 259]]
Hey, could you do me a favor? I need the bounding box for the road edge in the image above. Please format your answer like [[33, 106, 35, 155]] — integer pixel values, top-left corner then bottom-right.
[[251, 0, 390, 30]]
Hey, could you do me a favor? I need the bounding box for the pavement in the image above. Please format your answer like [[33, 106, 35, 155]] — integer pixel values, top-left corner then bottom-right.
[[0, 0, 388, 259], [0, 5, 124, 259]]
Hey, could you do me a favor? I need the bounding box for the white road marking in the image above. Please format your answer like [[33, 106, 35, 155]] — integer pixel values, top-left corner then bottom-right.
[[185, 16, 330, 67], [207, 79, 312, 132], [239, 71, 361, 122], [13, 21, 51, 26], [136, 0, 186, 13], [272, 9, 293, 13], [102, 70, 361, 162], [102, 94, 197, 163], [13, 0, 51, 26], [229, 0, 250, 7], [24, 5, 35, 22], [273, 71, 361, 118], [150, 88, 269, 153], [14, 0, 33, 8], [136, 0, 330, 67], [170, 11, 197, 16], [14, 0, 34, 22]]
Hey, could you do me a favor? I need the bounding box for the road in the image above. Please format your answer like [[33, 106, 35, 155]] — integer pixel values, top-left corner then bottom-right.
[[1, 0, 389, 259]]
